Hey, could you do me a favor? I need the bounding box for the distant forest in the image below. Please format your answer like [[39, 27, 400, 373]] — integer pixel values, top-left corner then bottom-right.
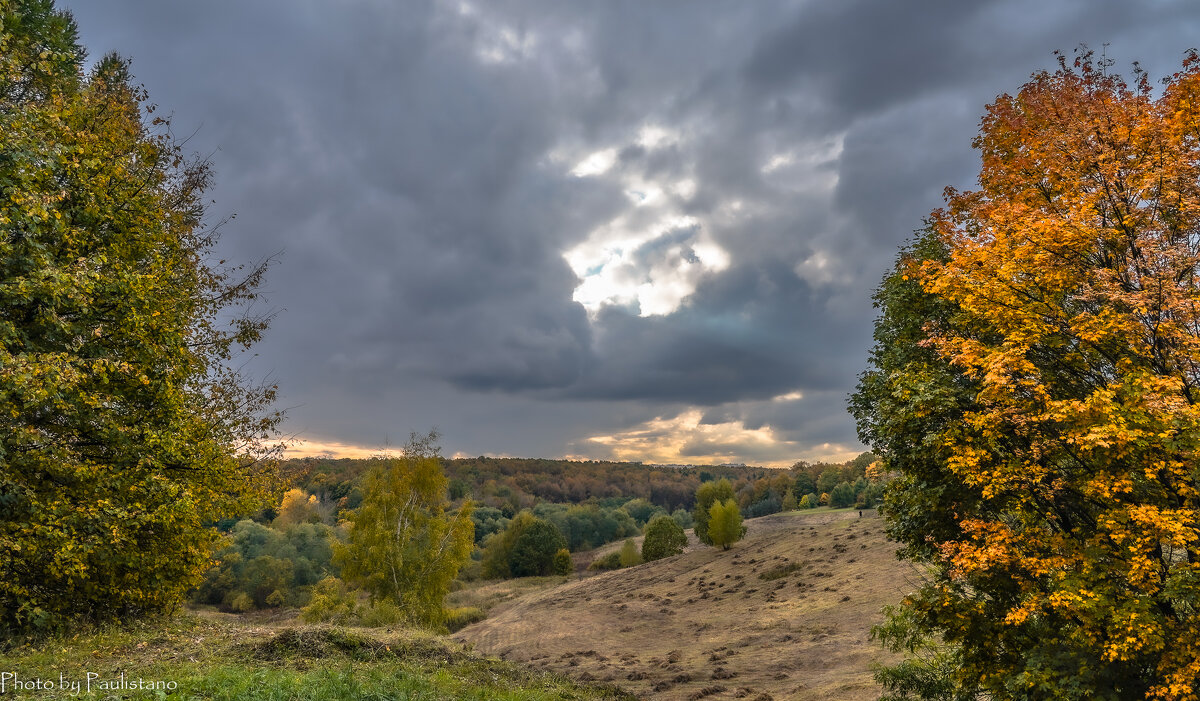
[[278, 452, 880, 522]]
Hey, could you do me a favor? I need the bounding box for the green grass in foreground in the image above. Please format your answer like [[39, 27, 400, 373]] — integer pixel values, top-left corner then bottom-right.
[[0, 614, 633, 700]]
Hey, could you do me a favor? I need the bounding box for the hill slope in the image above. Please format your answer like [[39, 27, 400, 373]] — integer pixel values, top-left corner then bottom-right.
[[455, 510, 916, 700], [2, 614, 634, 700]]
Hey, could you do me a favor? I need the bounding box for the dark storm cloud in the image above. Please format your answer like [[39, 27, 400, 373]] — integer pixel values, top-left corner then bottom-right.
[[63, 0, 1200, 461]]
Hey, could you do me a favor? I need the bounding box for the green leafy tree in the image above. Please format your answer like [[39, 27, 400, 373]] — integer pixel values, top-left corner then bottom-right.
[[0, 0, 282, 633], [707, 499, 743, 550], [479, 510, 536, 579], [620, 497, 661, 526], [692, 478, 735, 545], [780, 488, 798, 512], [829, 482, 856, 508], [507, 517, 567, 577], [816, 468, 843, 496], [336, 433, 474, 626], [792, 473, 817, 498], [641, 514, 687, 561]]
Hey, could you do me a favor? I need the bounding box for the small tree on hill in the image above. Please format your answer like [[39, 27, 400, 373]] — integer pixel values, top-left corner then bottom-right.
[[336, 432, 474, 626], [781, 488, 798, 512], [619, 538, 642, 567], [708, 499, 744, 550], [642, 514, 688, 561], [552, 548, 572, 576], [480, 510, 536, 579], [508, 518, 567, 577], [693, 478, 735, 545]]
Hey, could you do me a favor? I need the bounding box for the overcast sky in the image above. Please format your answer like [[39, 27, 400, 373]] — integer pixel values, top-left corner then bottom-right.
[[65, 1, 1200, 466]]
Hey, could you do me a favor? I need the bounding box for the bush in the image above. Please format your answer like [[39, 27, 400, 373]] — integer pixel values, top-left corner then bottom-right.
[[229, 593, 254, 613], [553, 548, 573, 576], [444, 606, 486, 633], [358, 599, 405, 627], [619, 538, 642, 567], [641, 515, 687, 562], [300, 577, 360, 625], [587, 552, 622, 571]]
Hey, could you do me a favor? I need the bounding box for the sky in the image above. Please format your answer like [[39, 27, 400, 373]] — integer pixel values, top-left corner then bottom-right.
[[64, 1, 1200, 467]]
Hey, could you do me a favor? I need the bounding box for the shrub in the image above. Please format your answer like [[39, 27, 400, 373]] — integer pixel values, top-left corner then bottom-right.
[[229, 593, 254, 613], [553, 548, 573, 576], [619, 538, 642, 567], [300, 577, 360, 625], [588, 552, 622, 571], [358, 599, 405, 627]]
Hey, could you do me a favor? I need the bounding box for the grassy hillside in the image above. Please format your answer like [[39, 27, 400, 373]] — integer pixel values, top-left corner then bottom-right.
[[454, 509, 914, 700], [1, 510, 909, 700], [0, 613, 633, 700]]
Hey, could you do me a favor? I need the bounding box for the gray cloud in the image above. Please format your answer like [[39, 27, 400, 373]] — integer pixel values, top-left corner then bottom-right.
[[63, 0, 1200, 462]]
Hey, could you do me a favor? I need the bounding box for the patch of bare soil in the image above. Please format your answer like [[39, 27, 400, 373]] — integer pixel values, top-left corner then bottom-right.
[[454, 510, 917, 700]]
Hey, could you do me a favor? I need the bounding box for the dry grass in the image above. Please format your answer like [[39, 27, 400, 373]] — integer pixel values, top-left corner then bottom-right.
[[454, 509, 917, 700]]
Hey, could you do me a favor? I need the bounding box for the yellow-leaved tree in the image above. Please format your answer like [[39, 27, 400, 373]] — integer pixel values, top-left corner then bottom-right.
[[854, 48, 1200, 699], [335, 433, 474, 627], [0, 0, 281, 634]]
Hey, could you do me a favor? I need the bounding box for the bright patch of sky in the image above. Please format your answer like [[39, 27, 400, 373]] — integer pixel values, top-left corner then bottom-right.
[[561, 124, 730, 317], [570, 148, 618, 177], [284, 438, 380, 459], [578, 407, 860, 468], [772, 391, 804, 402], [583, 409, 788, 466], [565, 214, 730, 317]]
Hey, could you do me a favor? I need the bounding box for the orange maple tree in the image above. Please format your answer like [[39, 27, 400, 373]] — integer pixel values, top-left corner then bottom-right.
[[856, 49, 1200, 699]]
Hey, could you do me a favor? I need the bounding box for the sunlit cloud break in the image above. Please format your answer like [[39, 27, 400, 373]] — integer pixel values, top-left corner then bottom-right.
[[582, 409, 796, 467]]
